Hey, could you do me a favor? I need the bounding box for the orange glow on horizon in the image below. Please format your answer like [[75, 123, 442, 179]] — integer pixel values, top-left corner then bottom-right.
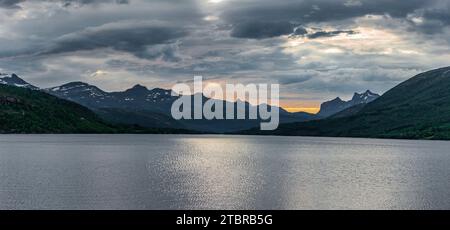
[[284, 107, 320, 114]]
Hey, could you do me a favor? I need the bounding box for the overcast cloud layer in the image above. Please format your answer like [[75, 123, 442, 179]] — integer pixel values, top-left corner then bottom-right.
[[0, 0, 449, 111]]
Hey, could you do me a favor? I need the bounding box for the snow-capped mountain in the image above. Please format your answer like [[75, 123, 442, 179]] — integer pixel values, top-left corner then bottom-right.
[[47, 82, 114, 107], [349, 90, 380, 106], [45, 82, 176, 114], [317, 90, 380, 117], [0, 73, 39, 90]]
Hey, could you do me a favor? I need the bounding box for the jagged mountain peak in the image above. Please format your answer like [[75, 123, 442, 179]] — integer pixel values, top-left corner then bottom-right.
[[318, 90, 380, 118], [351, 90, 380, 104], [353, 90, 378, 98], [9, 73, 20, 79], [331, 97, 344, 102]]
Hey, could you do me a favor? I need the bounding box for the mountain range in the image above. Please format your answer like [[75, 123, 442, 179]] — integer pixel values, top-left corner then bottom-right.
[[241, 66, 450, 140], [9, 71, 440, 137], [1, 73, 379, 133], [0, 78, 201, 134], [42, 81, 316, 132], [0, 75, 195, 131]]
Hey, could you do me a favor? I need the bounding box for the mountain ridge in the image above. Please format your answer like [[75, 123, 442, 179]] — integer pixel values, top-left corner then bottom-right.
[[43, 79, 317, 132], [0, 72, 381, 133]]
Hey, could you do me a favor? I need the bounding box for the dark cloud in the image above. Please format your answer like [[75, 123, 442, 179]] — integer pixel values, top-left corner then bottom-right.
[[223, 0, 436, 38], [277, 74, 313, 85], [223, 0, 433, 23], [60, 0, 129, 7], [38, 21, 187, 59], [137, 43, 182, 62], [0, 0, 24, 9], [1, 0, 450, 104], [407, 2, 450, 34], [230, 21, 296, 39], [292, 27, 308, 36], [423, 9, 450, 25], [307, 30, 356, 39], [0, 0, 128, 9]]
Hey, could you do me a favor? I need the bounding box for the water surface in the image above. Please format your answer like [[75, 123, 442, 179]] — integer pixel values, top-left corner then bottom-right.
[[1, 134, 449, 210]]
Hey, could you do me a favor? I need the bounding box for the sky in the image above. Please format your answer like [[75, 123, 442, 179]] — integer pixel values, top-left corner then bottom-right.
[[0, 0, 450, 113]]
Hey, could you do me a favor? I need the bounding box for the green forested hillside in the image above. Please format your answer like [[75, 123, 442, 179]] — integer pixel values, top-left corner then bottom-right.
[[0, 84, 116, 133]]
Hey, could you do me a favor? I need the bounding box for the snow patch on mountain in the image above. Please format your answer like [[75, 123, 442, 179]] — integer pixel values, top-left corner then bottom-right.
[[0, 73, 39, 90]]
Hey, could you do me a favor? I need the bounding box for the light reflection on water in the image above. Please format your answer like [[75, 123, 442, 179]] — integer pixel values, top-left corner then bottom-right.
[[0, 134, 449, 210]]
